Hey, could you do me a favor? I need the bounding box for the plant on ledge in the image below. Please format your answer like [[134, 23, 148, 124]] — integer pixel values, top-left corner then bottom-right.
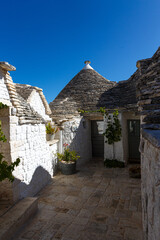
[[46, 122, 59, 141], [57, 143, 80, 175]]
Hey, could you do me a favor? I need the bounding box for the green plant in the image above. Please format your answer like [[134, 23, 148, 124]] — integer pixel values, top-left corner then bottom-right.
[[0, 155, 20, 182], [78, 108, 122, 145], [0, 102, 8, 110], [103, 110, 122, 145], [46, 122, 59, 134], [104, 159, 125, 168], [0, 103, 20, 182], [78, 108, 122, 161], [57, 143, 80, 163]]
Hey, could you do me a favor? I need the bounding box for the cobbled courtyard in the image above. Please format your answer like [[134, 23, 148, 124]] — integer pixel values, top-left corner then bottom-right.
[[13, 159, 143, 240]]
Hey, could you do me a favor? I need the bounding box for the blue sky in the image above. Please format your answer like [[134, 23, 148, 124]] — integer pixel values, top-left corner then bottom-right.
[[1, 0, 160, 103]]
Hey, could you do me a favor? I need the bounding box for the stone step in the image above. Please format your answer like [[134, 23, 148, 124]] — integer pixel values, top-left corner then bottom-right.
[[0, 197, 38, 240]]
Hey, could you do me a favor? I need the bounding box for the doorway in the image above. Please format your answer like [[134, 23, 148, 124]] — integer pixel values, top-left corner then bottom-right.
[[91, 120, 104, 158], [127, 120, 140, 163]]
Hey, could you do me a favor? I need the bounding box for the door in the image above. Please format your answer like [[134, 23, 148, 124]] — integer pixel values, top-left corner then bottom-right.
[[91, 120, 104, 157], [127, 120, 140, 163]]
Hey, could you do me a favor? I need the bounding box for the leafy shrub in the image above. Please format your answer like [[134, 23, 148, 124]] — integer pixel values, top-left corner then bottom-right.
[[104, 159, 125, 168], [57, 143, 80, 162], [46, 122, 59, 134], [103, 110, 122, 145]]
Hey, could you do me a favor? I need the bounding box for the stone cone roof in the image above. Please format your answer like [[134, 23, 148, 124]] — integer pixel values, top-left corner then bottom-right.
[[97, 70, 140, 111], [50, 64, 116, 121]]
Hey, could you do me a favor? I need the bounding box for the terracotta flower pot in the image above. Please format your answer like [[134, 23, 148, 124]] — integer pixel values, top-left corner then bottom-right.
[[59, 161, 76, 175]]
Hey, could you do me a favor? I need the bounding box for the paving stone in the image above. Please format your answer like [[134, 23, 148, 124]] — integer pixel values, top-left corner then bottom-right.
[[73, 216, 89, 225], [115, 209, 133, 219], [91, 213, 107, 223], [124, 227, 143, 240], [13, 160, 143, 240]]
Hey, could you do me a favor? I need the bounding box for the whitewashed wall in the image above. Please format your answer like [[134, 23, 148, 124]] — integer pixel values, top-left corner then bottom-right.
[[28, 90, 50, 120], [140, 130, 160, 240], [62, 117, 92, 166], [0, 71, 11, 105], [0, 68, 58, 203], [9, 117, 58, 201], [0, 111, 58, 203]]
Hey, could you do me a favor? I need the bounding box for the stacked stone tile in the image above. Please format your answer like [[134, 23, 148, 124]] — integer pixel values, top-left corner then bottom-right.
[[136, 47, 160, 126], [98, 70, 140, 111], [15, 84, 51, 115], [50, 62, 141, 122], [0, 62, 50, 125], [49, 67, 116, 121]]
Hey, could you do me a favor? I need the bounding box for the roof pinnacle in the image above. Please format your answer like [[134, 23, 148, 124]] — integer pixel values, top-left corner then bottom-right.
[[83, 60, 93, 70]]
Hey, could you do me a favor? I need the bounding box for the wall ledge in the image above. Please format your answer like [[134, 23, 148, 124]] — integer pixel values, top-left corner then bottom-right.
[[47, 139, 59, 146], [142, 129, 160, 149]]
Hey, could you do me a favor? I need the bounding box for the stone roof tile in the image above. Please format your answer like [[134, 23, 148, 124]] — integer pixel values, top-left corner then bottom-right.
[[49, 68, 116, 121], [136, 47, 160, 125]]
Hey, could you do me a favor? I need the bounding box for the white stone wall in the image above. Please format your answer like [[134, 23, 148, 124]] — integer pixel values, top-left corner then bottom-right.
[[140, 131, 160, 240], [28, 90, 50, 120], [0, 70, 11, 105], [9, 117, 58, 202], [62, 117, 92, 166]]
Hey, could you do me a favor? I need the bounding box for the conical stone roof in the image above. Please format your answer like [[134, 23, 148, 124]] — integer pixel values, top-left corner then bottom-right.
[[50, 62, 116, 121]]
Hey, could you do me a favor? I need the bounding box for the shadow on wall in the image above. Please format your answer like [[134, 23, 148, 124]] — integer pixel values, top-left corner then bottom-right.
[[63, 117, 92, 167], [13, 166, 52, 201]]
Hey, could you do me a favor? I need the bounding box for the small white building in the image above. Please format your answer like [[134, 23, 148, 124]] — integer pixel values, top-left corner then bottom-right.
[[0, 62, 59, 203]]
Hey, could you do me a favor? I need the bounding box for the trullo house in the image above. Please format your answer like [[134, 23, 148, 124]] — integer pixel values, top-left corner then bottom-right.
[[50, 61, 141, 166]]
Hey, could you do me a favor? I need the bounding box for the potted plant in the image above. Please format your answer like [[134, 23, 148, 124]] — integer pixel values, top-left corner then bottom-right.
[[46, 122, 59, 141], [57, 143, 80, 175]]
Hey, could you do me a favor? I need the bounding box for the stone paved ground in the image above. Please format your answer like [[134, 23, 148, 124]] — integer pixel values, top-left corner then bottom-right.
[[0, 200, 12, 217], [13, 159, 143, 240]]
